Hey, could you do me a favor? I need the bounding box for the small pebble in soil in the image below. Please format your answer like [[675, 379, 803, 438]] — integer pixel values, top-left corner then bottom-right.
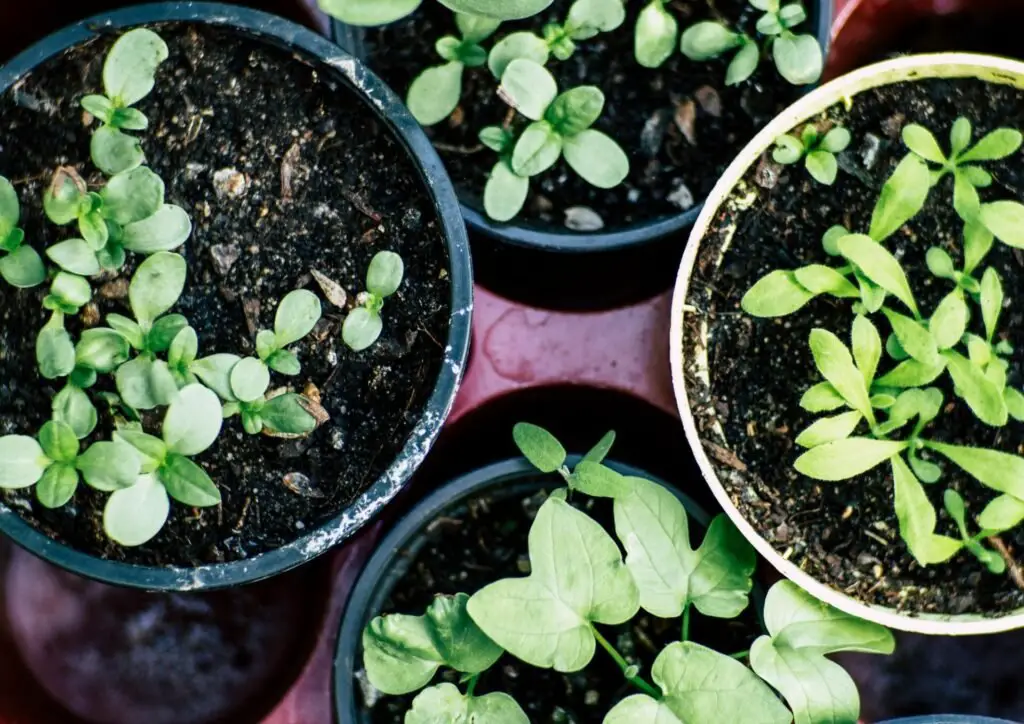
[[860, 132, 882, 169], [564, 206, 604, 231], [210, 243, 240, 276], [213, 167, 248, 197], [282, 472, 324, 498], [695, 85, 723, 117], [311, 269, 348, 308], [667, 182, 695, 211]]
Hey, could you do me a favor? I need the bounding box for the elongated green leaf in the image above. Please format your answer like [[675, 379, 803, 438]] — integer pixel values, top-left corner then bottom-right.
[[883, 308, 939, 366], [875, 358, 946, 388], [795, 438, 907, 481], [511, 121, 563, 177], [680, 21, 742, 60], [980, 200, 1024, 248], [37, 323, 76, 380], [942, 351, 1008, 427], [852, 315, 881, 386], [0, 436, 49, 489], [929, 291, 968, 350], [979, 495, 1024, 532], [980, 267, 1003, 342], [795, 410, 862, 449], [839, 235, 918, 315], [408, 62, 464, 126], [726, 42, 760, 85], [488, 32, 550, 78], [116, 357, 178, 410], [571, 462, 632, 498], [808, 328, 873, 420], [467, 496, 638, 672], [891, 455, 962, 565], [869, 155, 930, 241], [799, 382, 845, 412], [103, 474, 169, 547], [36, 463, 79, 509], [926, 441, 1024, 499], [582, 430, 616, 464], [792, 265, 858, 298], [114, 430, 167, 474], [959, 128, 1023, 163], [129, 251, 186, 327], [158, 453, 220, 506], [741, 270, 815, 317], [484, 160, 530, 223], [103, 28, 168, 106], [77, 440, 141, 492], [513, 422, 566, 472], [902, 124, 946, 163], [563, 129, 629, 189], [953, 171, 981, 222]]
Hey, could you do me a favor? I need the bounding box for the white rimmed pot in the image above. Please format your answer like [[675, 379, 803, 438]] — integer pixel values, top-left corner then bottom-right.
[[669, 53, 1024, 636]]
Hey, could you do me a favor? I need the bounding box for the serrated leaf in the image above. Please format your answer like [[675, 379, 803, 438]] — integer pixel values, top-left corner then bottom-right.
[[809, 328, 873, 420], [874, 358, 946, 388], [795, 437, 907, 481], [926, 441, 1024, 499], [792, 265, 858, 298], [942, 351, 1008, 427]]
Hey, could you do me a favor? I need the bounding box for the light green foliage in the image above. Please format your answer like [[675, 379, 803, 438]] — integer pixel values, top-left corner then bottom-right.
[[320, 0, 554, 24], [343, 251, 405, 351], [406, 684, 528, 724], [940, 489, 1005, 574], [749, 581, 894, 724], [0, 177, 45, 289], [634, 0, 679, 68], [772, 125, 851, 185]]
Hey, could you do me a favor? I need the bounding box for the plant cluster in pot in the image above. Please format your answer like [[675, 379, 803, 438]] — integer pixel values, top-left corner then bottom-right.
[[0, 2, 471, 590], [671, 51, 1024, 633], [318, 0, 831, 260], [334, 423, 895, 724]]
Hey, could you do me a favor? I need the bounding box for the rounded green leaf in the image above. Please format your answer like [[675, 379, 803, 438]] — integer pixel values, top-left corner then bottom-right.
[[116, 357, 178, 410], [108, 314, 145, 349], [930, 291, 968, 350], [162, 384, 223, 456], [366, 252, 405, 298], [190, 354, 241, 401], [77, 440, 141, 492], [53, 385, 98, 439], [435, 36, 463, 63], [634, 0, 679, 68], [805, 151, 838, 185], [274, 289, 323, 347], [756, 13, 783, 35], [546, 86, 604, 137], [46, 239, 100, 276], [261, 393, 318, 435], [479, 126, 513, 153], [512, 422, 566, 472], [51, 272, 93, 309], [319, 0, 422, 24], [103, 28, 169, 106], [38, 420, 80, 463], [822, 127, 851, 153], [563, 129, 629, 189], [981, 200, 1024, 248], [342, 307, 384, 351], [772, 134, 803, 164], [36, 463, 79, 509], [566, 0, 626, 40], [101, 166, 165, 225], [511, 121, 563, 177], [0, 176, 20, 236], [147, 314, 188, 353], [121, 204, 192, 253], [159, 454, 221, 507], [407, 62, 464, 126], [168, 326, 199, 368], [680, 21, 742, 60], [484, 161, 530, 223], [902, 124, 946, 164], [455, 12, 501, 43], [91, 126, 144, 176], [488, 31, 550, 78], [103, 474, 169, 547], [772, 33, 822, 85], [75, 328, 131, 373], [229, 357, 271, 403], [0, 245, 46, 288], [438, 0, 553, 19], [129, 251, 186, 326], [499, 59, 558, 121], [37, 323, 76, 380], [0, 436, 49, 489], [959, 128, 1023, 163], [111, 107, 149, 131], [925, 246, 954, 278], [979, 495, 1024, 532], [726, 41, 760, 85], [741, 270, 814, 317], [779, 2, 807, 27]]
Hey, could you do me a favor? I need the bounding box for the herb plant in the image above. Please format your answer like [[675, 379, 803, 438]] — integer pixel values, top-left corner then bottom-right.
[[773, 125, 851, 185], [361, 424, 894, 723], [0, 29, 402, 547], [343, 251, 406, 352], [742, 117, 1024, 578], [319, 0, 556, 25]]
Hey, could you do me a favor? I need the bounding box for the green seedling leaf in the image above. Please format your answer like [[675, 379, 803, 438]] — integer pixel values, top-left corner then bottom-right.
[[800, 382, 845, 412], [512, 121, 563, 177], [883, 308, 939, 366], [467, 496, 638, 672], [0, 176, 20, 240], [455, 11, 501, 43], [792, 265, 858, 298], [367, 251, 405, 298], [147, 314, 188, 353], [680, 21, 742, 60], [1005, 386, 1024, 422], [78, 208, 108, 250], [571, 462, 632, 498], [408, 62, 464, 126], [546, 87, 604, 137], [108, 314, 145, 349], [103, 474, 170, 547], [773, 134, 803, 164], [53, 384, 98, 439], [115, 430, 168, 474], [0, 245, 46, 288], [742, 270, 814, 317], [77, 439, 141, 492], [36, 463, 79, 509], [129, 251, 186, 328], [484, 160, 530, 222], [822, 226, 849, 255], [104, 28, 168, 106], [479, 126, 513, 154], [809, 328, 873, 421], [869, 155, 931, 241], [980, 267, 1003, 341], [929, 291, 968, 350], [852, 315, 881, 386], [902, 124, 946, 164], [261, 393, 318, 436], [0, 436, 49, 489], [230, 357, 271, 403], [725, 41, 760, 86], [891, 454, 962, 565], [500, 59, 557, 121], [488, 32, 550, 78], [101, 166, 164, 225], [37, 320, 76, 380], [318, 0, 422, 25], [959, 128, 1023, 163], [342, 307, 383, 351], [91, 126, 145, 176], [772, 33, 822, 85], [582, 429, 616, 464], [438, 0, 554, 19], [46, 239, 100, 276], [159, 454, 220, 506], [563, 129, 630, 188], [635, 0, 679, 68], [805, 151, 837, 185], [405, 684, 527, 724], [875, 358, 947, 388], [121, 204, 192, 253], [925, 246, 954, 278], [795, 437, 907, 481], [566, 0, 626, 39], [942, 351, 1008, 427], [750, 580, 894, 724], [116, 357, 178, 410], [943, 489, 1005, 574], [168, 327, 199, 369], [980, 200, 1024, 248], [50, 272, 92, 310], [822, 127, 851, 153], [614, 476, 755, 618], [605, 642, 791, 724], [75, 328, 130, 375], [162, 384, 222, 456], [979, 495, 1024, 532], [926, 441, 1024, 500], [795, 410, 863, 448], [273, 289, 322, 348], [44, 168, 86, 225], [38, 420, 79, 464], [265, 349, 301, 376], [950, 117, 972, 155], [839, 235, 918, 316], [512, 422, 566, 472], [953, 172, 981, 222]]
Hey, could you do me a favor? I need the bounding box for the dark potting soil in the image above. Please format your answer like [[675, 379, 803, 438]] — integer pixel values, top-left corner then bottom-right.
[[357, 0, 814, 232], [0, 24, 451, 566], [358, 483, 763, 723], [684, 77, 1024, 615]]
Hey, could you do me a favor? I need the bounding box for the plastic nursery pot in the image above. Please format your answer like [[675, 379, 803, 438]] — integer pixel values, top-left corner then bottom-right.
[[670, 53, 1024, 635], [0, 2, 471, 591], [329, 1, 833, 308], [828, 0, 1024, 81], [332, 456, 735, 723]]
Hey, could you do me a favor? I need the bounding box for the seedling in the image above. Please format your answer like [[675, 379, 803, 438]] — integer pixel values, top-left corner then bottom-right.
[[0, 177, 45, 289], [741, 117, 1024, 577], [680, 0, 822, 86], [773, 125, 851, 185], [81, 28, 168, 175], [319, 0, 556, 26], [362, 424, 894, 724], [343, 251, 405, 351]]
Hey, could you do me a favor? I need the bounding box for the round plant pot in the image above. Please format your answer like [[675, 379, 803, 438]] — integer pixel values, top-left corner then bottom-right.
[[328, 0, 833, 259], [0, 2, 471, 591], [878, 718, 1021, 724], [332, 456, 757, 723], [670, 53, 1024, 634]]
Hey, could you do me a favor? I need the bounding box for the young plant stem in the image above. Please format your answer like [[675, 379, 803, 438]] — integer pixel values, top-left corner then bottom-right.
[[729, 649, 750, 660], [591, 625, 660, 699], [987, 535, 1024, 591], [682, 603, 691, 642], [466, 674, 479, 697]]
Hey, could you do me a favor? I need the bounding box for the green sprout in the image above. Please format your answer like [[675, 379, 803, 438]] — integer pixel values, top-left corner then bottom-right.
[[482, 60, 629, 222], [319, 0, 555, 26], [902, 117, 1023, 224], [634, 0, 679, 68], [773, 125, 851, 185], [81, 28, 169, 176], [343, 251, 405, 351], [361, 424, 895, 724], [680, 0, 822, 86], [0, 177, 45, 289]]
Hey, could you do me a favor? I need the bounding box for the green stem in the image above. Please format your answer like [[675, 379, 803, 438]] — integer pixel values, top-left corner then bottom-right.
[[682, 603, 691, 642], [729, 649, 750, 660], [592, 626, 660, 699], [466, 674, 479, 698]]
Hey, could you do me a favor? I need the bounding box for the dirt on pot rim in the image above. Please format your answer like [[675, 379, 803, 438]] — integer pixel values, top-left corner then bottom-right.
[[670, 53, 1024, 634]]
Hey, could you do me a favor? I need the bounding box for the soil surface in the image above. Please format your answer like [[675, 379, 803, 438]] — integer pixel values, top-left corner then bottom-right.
[[684, 77, 1024, 615], [0, 23, 451, 566], [356, 480, 763, 723], [354, 0, 819, 232]]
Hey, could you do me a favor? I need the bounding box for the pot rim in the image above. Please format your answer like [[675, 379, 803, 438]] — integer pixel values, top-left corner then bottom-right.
[[330, 455, 712, 723], [669, 52, 1024, 635], [0, 1, 473, 592], [330, 0, 833, 254]]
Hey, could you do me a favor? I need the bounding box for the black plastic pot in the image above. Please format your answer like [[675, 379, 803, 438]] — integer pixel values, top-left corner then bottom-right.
[[879, 718, 1021, 724], [0, 2, 472, 592], [331, 456, 732, 723]]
